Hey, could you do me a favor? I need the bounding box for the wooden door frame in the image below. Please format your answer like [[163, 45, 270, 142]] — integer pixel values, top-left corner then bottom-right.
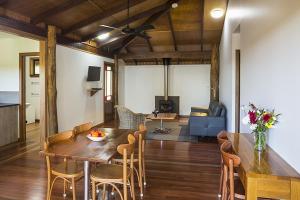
[[19, 52, 40, 142], [103, 61, 115, 122], [0, 30, 49, 149], [235, 50, 241, 132]]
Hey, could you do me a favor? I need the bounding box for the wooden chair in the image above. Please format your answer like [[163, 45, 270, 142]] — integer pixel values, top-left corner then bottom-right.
[[220, 141, 245, 200], [112, 124, 147, 197], [73, 122, 93, 135], [91, 134, 136, 200], [44, 131, 84, 200], [217, 130, 229, 198]]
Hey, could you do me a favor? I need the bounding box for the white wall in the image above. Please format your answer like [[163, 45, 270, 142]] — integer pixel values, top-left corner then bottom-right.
[[0, 32, 39, 91], [56, 45, 113, 131], [219, 0, 300, 172], [120, 64, 210, 115]]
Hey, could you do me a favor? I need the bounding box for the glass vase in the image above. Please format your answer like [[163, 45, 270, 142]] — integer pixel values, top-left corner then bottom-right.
[[254, 131, 266, 151]]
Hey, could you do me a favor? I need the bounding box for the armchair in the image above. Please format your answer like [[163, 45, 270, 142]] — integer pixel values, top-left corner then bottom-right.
[[115, 105, 145, 130]]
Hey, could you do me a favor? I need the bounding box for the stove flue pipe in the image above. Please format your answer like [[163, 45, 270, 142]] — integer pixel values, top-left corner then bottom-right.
[[162, 58, 171, 101]]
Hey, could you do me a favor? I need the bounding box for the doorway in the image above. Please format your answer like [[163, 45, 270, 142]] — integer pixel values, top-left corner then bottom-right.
[[19, 52, 41, 143], [103, 62, 115, 122], [235, 50, 241, 132]]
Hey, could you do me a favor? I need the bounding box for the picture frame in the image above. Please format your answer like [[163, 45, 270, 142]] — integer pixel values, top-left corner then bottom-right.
[[30, 57, 40, 77]]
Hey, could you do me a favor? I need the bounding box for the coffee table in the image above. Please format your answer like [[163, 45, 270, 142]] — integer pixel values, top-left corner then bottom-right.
[[147, 113, 177, 134]]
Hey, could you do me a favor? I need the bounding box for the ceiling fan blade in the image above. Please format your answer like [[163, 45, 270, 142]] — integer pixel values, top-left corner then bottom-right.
[[136, 32, 151, 40], [136, 24, 155, 32], [99, 25, 122, 31]]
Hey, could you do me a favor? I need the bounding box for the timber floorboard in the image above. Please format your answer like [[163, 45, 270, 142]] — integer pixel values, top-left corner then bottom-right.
[[0, 121, 221, 200]]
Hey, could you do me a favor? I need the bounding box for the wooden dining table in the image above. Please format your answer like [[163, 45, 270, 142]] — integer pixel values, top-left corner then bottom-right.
[[41, 128, 133, 200], [227, 133, 300, 200]]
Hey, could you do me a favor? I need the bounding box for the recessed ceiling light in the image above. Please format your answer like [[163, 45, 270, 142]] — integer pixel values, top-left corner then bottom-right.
[[210, 8, 224, 19], [97, 32, 110, 40], [172, 3, 178, 8]]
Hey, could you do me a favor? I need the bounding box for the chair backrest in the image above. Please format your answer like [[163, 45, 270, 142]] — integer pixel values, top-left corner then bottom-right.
[[45, 130, 73, 149], [117, 134, 136, 182], [73, 122, 93, 136], [220, 141, 241, 168], [217, 130, 228, 146]]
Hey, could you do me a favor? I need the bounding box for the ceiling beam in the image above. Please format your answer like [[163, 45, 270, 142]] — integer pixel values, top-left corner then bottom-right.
[[125, 47, 138, 65], [146, 38, 159, 64], [0, 15, 111, 57], [31, 0, 86, 25], [167, 11, 177, 51], [81, 2, 170, 42], [119, 51, 211, 59], [200, 0, 205, 51], [0, 0, 8, 6], [62, 0, 145, 35], [114, 0, 179, 54]]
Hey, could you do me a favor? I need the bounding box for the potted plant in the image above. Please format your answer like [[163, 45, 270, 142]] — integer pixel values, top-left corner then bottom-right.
[[242, 103, 280, 151]]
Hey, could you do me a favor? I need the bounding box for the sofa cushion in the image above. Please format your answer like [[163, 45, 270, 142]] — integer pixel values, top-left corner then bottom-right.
[[213, 106, 222, 117]]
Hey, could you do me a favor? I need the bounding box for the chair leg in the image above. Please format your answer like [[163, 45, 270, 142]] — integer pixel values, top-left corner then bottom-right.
[[139, 161, 143, 197], [142, 157, 147, 186], [131, 171, 136, 200], [63, 179, 67, 198], [102, 184, 106, 200], [47, 175, 51, 200], [229, 163, 234, 200], [222, 165, 228, 200], [218, 164, 223, 198], [92, 180, 96, 200], [72, 178, 76, 200]]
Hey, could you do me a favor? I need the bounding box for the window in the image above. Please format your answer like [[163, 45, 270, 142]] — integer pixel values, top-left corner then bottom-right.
[[105, 65, 113, 101]]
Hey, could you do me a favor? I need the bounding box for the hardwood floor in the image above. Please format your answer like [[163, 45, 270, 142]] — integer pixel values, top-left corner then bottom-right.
[[0, 122, 221, 200]]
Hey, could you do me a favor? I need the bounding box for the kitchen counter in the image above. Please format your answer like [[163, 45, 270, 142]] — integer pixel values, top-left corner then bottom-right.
[[0, 104, 19, 147], [0, 103, 20, 107]]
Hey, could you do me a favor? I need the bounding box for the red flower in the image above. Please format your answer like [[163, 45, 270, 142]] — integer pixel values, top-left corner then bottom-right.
[[248, 111, 257, 124], [263, 113, 272, 123]]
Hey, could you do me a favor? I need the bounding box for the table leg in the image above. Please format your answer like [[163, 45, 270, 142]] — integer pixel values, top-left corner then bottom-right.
[[84, 161, 90, 200], [246, 177, 257, 200], [160, 119, 163, 130]]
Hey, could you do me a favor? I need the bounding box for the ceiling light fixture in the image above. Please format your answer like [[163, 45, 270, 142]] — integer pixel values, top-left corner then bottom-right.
[[97, 32, 110, 40], [172, 2, 178, 8], [210, 8, 224, 19]]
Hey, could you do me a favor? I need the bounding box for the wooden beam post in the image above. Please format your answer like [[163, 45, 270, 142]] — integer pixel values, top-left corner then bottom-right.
[[46, 25, 58, 135], [210, 44, 219, 101], [114, 54, 119, 120]]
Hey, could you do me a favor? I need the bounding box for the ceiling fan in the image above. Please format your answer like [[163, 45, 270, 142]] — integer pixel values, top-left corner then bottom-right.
[[99, 0, 155, 40]]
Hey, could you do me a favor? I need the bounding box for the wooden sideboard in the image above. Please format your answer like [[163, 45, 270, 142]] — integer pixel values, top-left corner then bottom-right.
[[0, 104, 19, 147], [228, 133, 300, 200]]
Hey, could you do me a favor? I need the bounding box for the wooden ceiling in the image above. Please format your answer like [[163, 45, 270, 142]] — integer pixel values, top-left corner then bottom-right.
[[0, 0, 227, 64]]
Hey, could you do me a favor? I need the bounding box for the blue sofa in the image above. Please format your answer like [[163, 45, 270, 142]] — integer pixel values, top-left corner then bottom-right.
[[188, 101, 226, 137]]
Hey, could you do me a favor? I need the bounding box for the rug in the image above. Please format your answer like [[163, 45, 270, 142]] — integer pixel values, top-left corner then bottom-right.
[[145, 120, 198, 142]]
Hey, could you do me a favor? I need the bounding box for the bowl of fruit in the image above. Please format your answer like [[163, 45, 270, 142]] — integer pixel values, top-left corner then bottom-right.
[[87, 129, 106, 142]]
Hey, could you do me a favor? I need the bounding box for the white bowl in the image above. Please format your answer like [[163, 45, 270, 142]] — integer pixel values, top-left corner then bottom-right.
[[87, 134, 107, 142]]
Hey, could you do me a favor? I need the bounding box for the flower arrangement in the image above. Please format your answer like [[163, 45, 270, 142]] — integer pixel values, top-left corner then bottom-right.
[[242, 103, 280, 151]]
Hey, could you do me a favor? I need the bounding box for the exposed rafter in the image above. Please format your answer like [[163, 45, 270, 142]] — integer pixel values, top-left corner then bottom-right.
[[114, 0, 179, 54], [31, 0, 86, 25], [167, 11, 177, 51], [146, 38, 159, 64], [200, 0, 205, 51], [0, 15, 111, 57], [81, 2, 170, 42], [119, 51, 211, 59], [125, 47, 138, 65], [62, 0, 145, 35], [0, 0, 8, 6]]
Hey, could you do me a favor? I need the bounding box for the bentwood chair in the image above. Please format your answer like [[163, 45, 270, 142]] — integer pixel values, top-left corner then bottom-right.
[[217, 130, 229, 198], [112, 124, 147, 197], [44, 131, 84, 200], [73, 122, 93, 135], [220, 141, 245, 200], [91, 134, 136, 200]]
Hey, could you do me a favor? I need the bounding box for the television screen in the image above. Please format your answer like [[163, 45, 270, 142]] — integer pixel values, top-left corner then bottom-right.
[[87, 66, 100, 81]]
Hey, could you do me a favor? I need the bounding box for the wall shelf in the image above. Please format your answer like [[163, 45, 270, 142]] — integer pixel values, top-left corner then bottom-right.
[[89, 88, 102, 96]]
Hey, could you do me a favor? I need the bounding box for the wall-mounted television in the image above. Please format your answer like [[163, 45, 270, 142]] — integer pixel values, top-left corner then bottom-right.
[[87, 66, 101, 81]]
